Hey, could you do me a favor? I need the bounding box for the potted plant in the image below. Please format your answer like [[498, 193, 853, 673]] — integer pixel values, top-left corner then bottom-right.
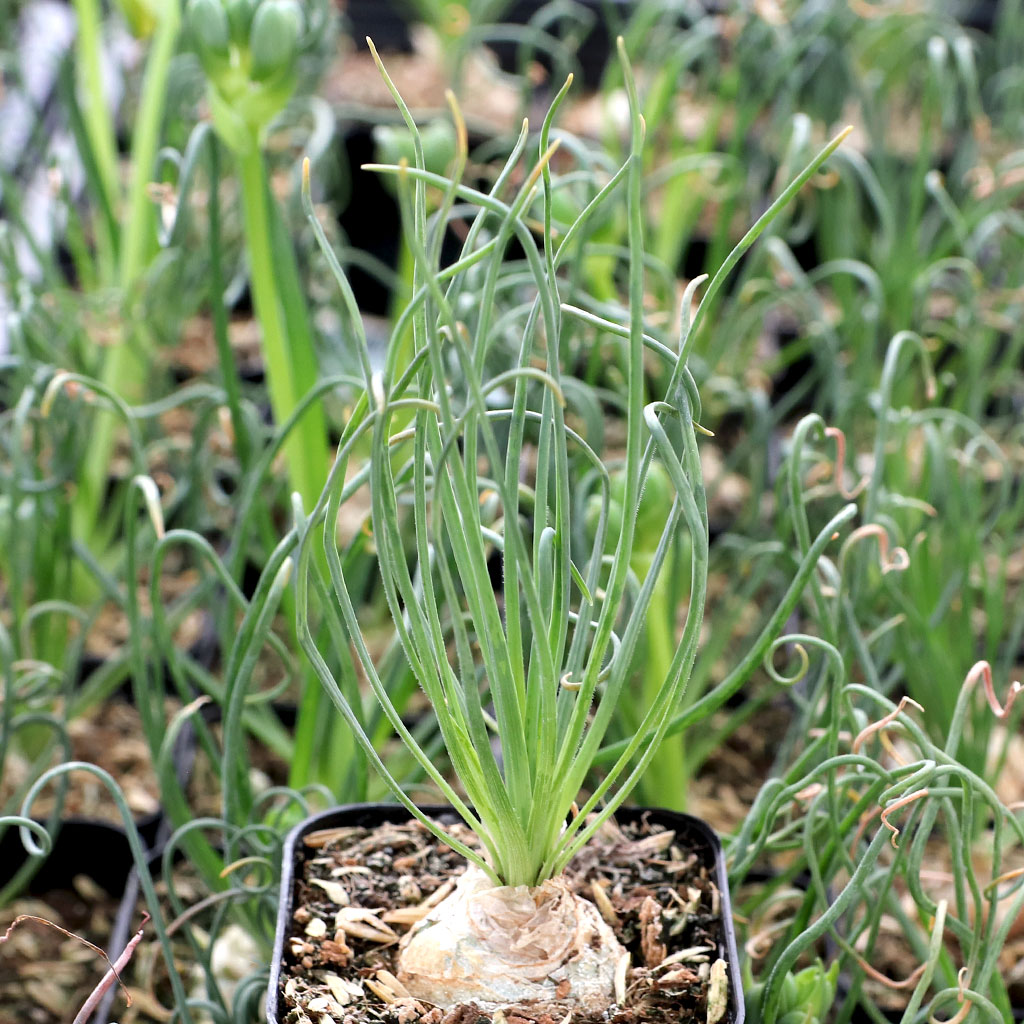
[[261, 37, 851, 1024]]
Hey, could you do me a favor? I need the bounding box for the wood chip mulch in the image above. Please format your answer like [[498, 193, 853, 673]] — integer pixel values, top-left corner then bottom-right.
[[279, 814, 729, 1024]]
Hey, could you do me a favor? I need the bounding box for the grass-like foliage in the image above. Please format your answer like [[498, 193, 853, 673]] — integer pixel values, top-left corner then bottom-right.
[[294, 39, 851, 888]]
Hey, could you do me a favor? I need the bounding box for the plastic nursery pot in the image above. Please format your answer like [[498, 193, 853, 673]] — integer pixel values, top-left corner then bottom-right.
[[268, 802, 745, 1023], [0, 818, 138, 899], [0, 819, 143, 1024]]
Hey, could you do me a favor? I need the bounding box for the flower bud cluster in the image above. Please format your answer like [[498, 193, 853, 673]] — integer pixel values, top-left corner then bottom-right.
[[745, 960, 839, 1024], [185, 0, 304, 151]]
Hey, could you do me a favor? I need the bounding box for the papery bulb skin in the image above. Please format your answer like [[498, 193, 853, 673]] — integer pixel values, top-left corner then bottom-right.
[[397, 866, 625, 1014]]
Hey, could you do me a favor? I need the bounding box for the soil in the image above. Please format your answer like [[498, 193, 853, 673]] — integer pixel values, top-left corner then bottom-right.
[[0, 700, 163, 826], [0, 854, 214, 1024], [279, 814, 729, 1024], [689, 702, 792, 836], [0, 878, 123, 1024]]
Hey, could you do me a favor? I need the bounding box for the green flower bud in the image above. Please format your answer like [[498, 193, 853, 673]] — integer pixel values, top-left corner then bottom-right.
[[584, 462, 674, 565], [248, 0, 302, 82], [548, 186, 582, 230], [778, 1012, 812, 1024], [187, 0, 305, 152], [373, 121, 457, 181], [745, 961, 837, 1024], [779, 971, 799, 1010], [585, 483, 622, 550], [634, 462, 673, 547], [791, 960, 838, 1019], [186, 0, 230, 70], [225, 0, 259, 45]]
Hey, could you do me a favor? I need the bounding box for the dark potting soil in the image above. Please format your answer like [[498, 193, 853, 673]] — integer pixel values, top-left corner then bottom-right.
[[279, 815, 728, 1024], [0, 876, 123, 1024]]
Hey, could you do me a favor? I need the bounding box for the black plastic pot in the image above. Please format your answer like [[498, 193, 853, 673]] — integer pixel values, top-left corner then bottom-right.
[[0, 817, 138, 899], [0, 819, 147, 1023], [267, 802, 745, 1023]]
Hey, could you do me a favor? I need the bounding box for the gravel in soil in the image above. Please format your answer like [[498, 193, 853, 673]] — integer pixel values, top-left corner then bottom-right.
[[280, 814, 729, 1024]]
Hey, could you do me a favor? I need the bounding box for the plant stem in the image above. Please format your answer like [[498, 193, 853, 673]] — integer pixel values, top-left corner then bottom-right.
[[236, 144, 327, 510], [236, 143, 335, 792], [637, 549, 688, 810], [77, 1, 181, 546], [71, 0, 118, 236], [207, 138, 252, 469]]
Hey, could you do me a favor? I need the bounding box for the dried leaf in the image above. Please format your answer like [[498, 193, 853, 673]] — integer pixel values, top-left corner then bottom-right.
[[590, 880, 618, 925], [304, 827, 361, 848], [365, 976, 398, 1003], [638, 897, 667, 967], [377, 969, 412, 999], [310, 879, 350, 906], [334, 907, 398, 943], [660, 945, 713, 968], [614, 950, 630, 1004], [307, 994, 344, 1015], [324, 972, 362, 1006], [706, 958, 729, 1024], [382, 905, 430, 926], [659, 967, 700, 987], [632, 831, 676, 856], [422, 879, 455, 908]]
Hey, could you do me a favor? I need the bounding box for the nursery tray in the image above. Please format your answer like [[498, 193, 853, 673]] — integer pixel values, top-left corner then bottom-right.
[[267, 802, 745, 1023]]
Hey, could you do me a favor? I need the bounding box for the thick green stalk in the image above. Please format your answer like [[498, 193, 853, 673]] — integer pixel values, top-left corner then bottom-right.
[[71, 0, 119, 233], [236, 144, 331, 792], [636, 550, 688, 809], [206, 137, 252, 468], [120, 2, 181, 284], [236, 144, 327, 510], [77, 1, 181, 546]]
